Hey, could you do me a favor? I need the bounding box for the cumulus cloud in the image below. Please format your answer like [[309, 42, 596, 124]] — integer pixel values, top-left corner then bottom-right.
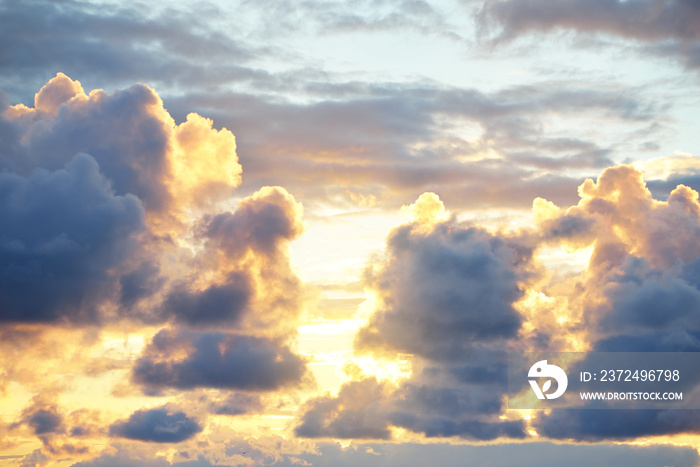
[[0, 153, 144, 323], [0, 75, 312, 332], [356, 194, 534, 361], [202, 186, 305, 258], [534, 165, 700, 343], [0, 74, 314, 463], [3, 72, 241, 224], [163, 274, 252, 326], [299, 168, 700, 442], [109, 407, 202, 443], [162, 186, 307, 331], [527, 165, 700, 439], [297, 194, 531, 441], [132, 329, 307, 392]]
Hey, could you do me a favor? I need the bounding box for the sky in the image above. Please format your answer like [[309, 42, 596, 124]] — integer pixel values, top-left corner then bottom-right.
[[2, 0, 700, 465]]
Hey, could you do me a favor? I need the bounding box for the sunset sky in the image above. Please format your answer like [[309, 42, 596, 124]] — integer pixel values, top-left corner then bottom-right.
[[3, 0, 700, 466]]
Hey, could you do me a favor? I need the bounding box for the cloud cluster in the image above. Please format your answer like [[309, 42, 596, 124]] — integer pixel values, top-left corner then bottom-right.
[[0, 74, 310, 460], [298, 165, 700, 442], [529, 165, 700, 439], [297, 194, 531, 440], [0, 74, 305, 330], [535, 165, 700, 344]]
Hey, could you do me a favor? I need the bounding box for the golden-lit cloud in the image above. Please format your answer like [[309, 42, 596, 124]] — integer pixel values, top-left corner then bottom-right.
[[2, 68, 700, 466]]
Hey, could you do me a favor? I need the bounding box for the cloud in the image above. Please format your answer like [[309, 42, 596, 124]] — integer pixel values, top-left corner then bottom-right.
[[12, 398, 64, 436], [295, 378, 392, 439], [132, 329, 307, 392], [598, 256, 700, 334], [0, 1, 262, 99], [0, 74, 315, 462], [109, 407, 202, 443], [0, 75, 302, 328], [355, 194, 534, 361], [240, 0, 464, 42], [534, 166, 700, 344], [34, 72, 85, 115], [3, 72, 241, 223], [535, 409, 700, 441], [202, 186, 305, 258], [67, 441, 700, 467], [152, 185, 306, 329], [478, 0, 700, 69], [164, 273, 252, 326], [170, 79, 660, 213], [479, 0, 700, 42], [299, 168, 700, 442], [209, 393, 263, 416], [0, 153, 144, 323], [527, 165, 700, 438], [297, 194, 531, 441]]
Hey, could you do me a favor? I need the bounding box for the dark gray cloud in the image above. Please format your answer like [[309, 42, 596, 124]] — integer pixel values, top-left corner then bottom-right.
[[11, 400, 64, 436], [132, 330, 307, 392], [535, 409, 700, 441], [355, 222, 533, 361], [648, 172, 700, 200], [390, 354, 525, 439], [202, 188, 305, 258], [119, 261, 164, 309], [109, 407, 202, 443], [164, 273, 252, 326], [599, 256, 700, 333], [478, 0, 700, 69], [595, 330, 700, 352], [389, 411, 524, 440], [0, 153, 144, 323]]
